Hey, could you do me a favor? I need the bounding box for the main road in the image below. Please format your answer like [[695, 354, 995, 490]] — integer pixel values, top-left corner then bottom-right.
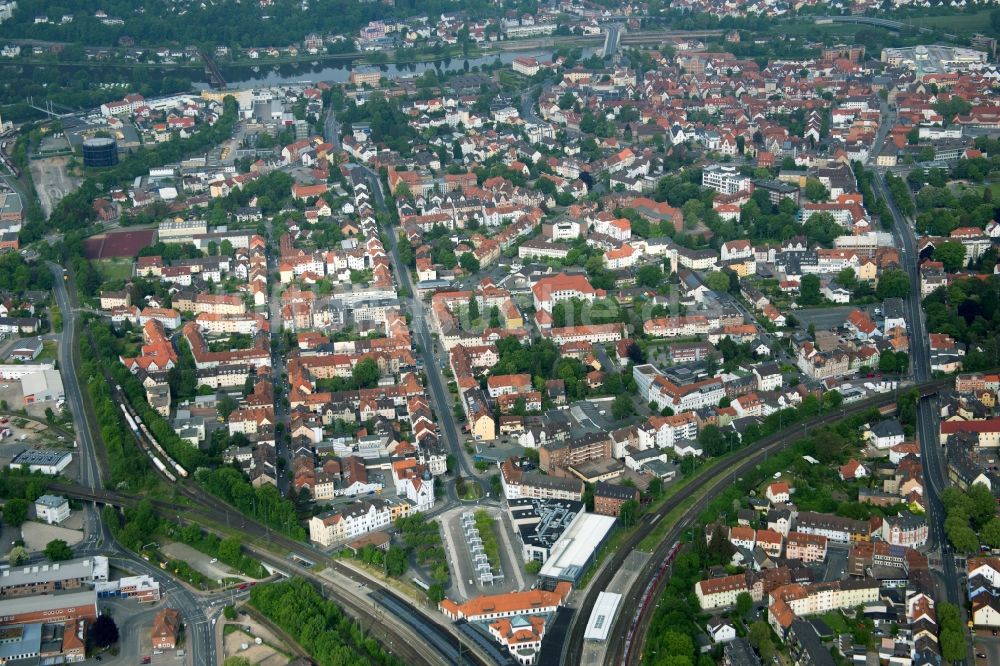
[[872, 168, 970, 662], [47, 263, 217, 666], [351, 164, 481, 485]]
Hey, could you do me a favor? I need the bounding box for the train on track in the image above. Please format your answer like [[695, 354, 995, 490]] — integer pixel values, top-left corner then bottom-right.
[[117, 386, 188, 482], [620, 542, 682, 666]]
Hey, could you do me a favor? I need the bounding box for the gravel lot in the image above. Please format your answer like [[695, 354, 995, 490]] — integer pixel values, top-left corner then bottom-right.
[[20, 520, 84, 551], [30, 156, 82, 218]]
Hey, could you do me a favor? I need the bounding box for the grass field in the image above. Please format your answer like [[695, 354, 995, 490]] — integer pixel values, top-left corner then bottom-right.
[[949, 181, 1000, 200], [95, 258, 133, 283], [36, 341, 57, 364], [914, 9, 993, 33]]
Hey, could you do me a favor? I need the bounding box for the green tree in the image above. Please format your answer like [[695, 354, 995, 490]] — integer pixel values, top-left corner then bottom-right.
[[879, 350, 897, 374], [217, 394, 238, 419], [218, 537, 242, 564], [351, 357, 379, 389], [837, 267, 857, 290], [7, 546, 28, 565], [705, 271, 730, 292], [3, 498, 28, 527], [895, 353, 909, 374], [934, 241, 967, 272], [876, 269, 911, 299], [459, 252, 480, 273], [982, 517, 1000, 548], [748, 621, 776, 661], [968, 482, 997, 528], [385, 546, 407, 577], [468, 296, 480, 323], [698, 424, 727, 457], [91, 614, 119, 648], [44, 539, 73, 561], [619, 499, 640, 527], [611, 394, 635, 420], [636, 264, 663, 289], [525, 559, 542, 574], [736, 591, 754, 617], [799, 274, 822, 305], [938, 602, 966, 662], [804, 177, 829, 202], [223, 658, 251, 666], [813, 429, 847, 464]]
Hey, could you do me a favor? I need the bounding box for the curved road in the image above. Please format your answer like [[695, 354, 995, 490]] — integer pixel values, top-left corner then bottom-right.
[[873, 168, 970, 662], [48, 263, 216, 665]]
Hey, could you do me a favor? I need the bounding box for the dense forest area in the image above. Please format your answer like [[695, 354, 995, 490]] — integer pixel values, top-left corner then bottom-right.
[[0, 0, 513, 47]]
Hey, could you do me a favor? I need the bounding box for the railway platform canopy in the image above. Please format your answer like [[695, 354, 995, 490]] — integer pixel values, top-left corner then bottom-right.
[[584, 592, 622, 642]]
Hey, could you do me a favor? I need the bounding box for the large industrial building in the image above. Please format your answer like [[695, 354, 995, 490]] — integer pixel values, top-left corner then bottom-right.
[[537, 512, 617, 584], [0, 590, 98, 625], [0, 557, 108, 599], [21, 369, 64, 405], [9, 449, 72, 475]]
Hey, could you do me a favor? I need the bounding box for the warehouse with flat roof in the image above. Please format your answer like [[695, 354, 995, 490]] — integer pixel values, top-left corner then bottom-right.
[[9, 449, 72, 475], [0, 556, 108, 599], [538, 512, 617, 583], [21, 369, 64, 405]]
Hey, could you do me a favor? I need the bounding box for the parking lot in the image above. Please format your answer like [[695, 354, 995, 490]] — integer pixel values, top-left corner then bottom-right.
[[20, 517, 84, 551], [0, 368, 68, 424], [92, 595, 179, 666], [792, 306, 856, 331], [437, 505, 528, 601]]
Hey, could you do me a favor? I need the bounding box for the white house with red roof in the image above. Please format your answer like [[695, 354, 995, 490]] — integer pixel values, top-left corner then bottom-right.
[[531, 273, 597, 312], [391, 459, 435, 512], [765, 481, 790, 505], [720, 240, 753, 262], [839, 460, 867, 481]]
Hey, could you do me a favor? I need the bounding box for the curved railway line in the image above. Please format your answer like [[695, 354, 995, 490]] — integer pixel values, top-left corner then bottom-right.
[[79, 336, 490, 666], [80, 324, 951, 666], [565, 379, 950, 666]]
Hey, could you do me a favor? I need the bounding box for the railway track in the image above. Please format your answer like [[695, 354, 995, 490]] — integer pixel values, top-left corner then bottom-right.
[[70, 343, 491, 665], [565, 379, 948, 665]]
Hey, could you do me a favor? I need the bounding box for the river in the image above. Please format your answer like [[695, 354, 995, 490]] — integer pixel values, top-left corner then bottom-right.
[[212, 47, 597, 88]]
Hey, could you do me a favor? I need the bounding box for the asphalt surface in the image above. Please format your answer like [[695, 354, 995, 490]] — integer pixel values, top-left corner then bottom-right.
[[49, 263, 217, 666], [353, 164, 481, 487], [873, 162, 970, 663], [47, 262, 101, 492]]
